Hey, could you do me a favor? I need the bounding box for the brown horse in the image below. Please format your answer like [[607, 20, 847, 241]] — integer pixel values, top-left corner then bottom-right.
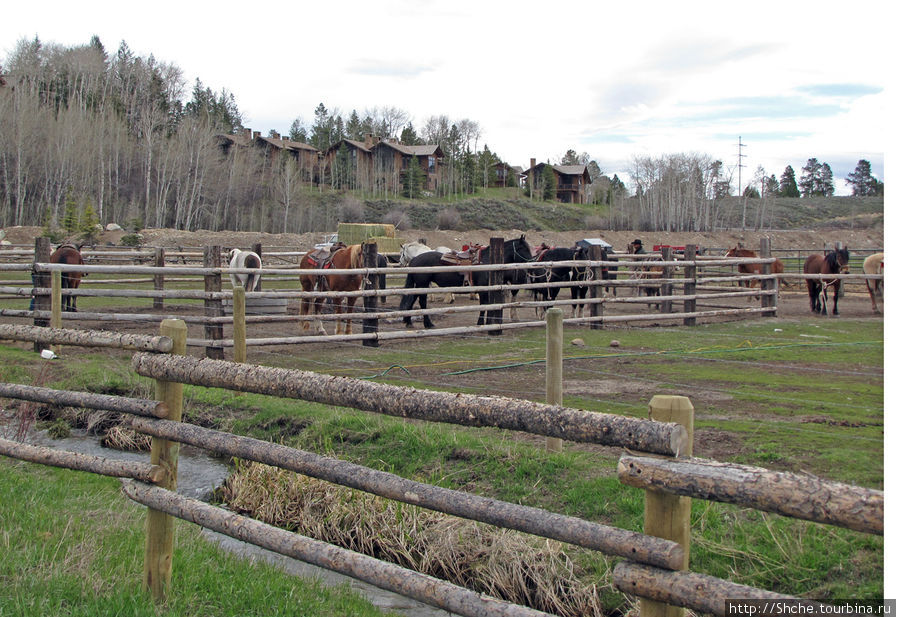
[[299, 243, 363, 335], [724, 246, 786, 298], [803, 247, 850, 316], [863, 252, 884, 314], [49, 244, 85, 312], [626, 241, 662, 308]]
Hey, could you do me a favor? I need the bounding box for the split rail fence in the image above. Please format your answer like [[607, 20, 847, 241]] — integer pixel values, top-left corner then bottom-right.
[[0, 318, 884, 617], [0, 238, 883, 360]]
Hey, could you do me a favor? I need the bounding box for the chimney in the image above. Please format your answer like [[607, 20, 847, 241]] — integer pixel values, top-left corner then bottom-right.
[[253, 131, 261, 140], [271, 131, 280, 140], [529, 158, 536, 198], [364, 133, 376, 148], [243, 128, 252, 140]]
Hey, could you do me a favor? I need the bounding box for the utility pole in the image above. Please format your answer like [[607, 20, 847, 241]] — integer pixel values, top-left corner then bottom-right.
[[736, 136, 747, 196]]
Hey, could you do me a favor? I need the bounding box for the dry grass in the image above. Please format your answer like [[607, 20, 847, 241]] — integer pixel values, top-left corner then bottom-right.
[[222, 461, 614, 617]]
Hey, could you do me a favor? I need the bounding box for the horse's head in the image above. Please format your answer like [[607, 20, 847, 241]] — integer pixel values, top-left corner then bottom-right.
[[228, 248, 242, 264], [724, 247, 737, 257], [833, 247, 851, 273], [507, 235, 532, 262]]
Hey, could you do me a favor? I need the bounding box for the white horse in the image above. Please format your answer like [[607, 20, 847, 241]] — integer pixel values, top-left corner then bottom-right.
[[228, 248, 262, 291], [863, 252, 884, 314], [399, 241, 450, 266], [398, 241, 458, 303]]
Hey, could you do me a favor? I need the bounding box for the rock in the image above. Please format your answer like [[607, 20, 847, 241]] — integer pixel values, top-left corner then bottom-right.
[[571, 338, 586, 347], [105, 223, 123, 232], [610, 340, 621, 347]]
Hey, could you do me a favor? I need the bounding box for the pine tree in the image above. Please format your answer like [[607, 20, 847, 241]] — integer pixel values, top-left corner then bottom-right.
[[820, 163, 834, 196], [799, 158, 822, 197], [846, 160, 879, 196], [778, 166, 800, 197], [403, 155, 424, 198], [541, 165, 557, 200]]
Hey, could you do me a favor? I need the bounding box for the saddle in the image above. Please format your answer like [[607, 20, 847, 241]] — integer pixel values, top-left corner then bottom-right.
[[439, 245, 482, 286]]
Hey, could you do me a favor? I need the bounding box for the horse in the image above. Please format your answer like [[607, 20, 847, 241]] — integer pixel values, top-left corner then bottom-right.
[[299, 244, 363, 335], [399, 241, 452, 267], [49, 244, 85, 312], [227, 248, 262, 291], [398, 251, 466, 329], [626, 241, 662, 308], [862, 252, 884, 314], [803, 247, 850, 316], [530, 245, 590, 318], [724, 246, 785, 298], [472, 235, 533, 326]]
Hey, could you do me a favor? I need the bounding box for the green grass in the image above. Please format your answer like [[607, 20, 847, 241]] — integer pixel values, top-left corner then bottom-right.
[[0, 314, 884, 610], [0, 461, 396, 617]]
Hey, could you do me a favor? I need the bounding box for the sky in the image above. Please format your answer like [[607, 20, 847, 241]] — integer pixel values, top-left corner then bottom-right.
[[2, 1, 888, 195]]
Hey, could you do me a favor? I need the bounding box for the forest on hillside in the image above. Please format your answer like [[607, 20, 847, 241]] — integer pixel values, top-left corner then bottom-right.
[[0, 36, 884, 236]]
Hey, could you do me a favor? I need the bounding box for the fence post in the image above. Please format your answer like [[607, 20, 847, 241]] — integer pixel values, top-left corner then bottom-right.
[[203, 246, 224, 360], [759, 237, 776, 315], [362, 240, 380, 347], [660, 247, 673, 314], [487, 237, 504, 335], [545, 307, 563, 452], [144, 318, 186, 603], [51, 271, 62, 356], [642, 394, 694, 617], [252, 242, 263, 291], [682, 245, 697, 326], [153, 248, 165, 310], [589, 244, 604, 329], [233, 286, 246, 363], [32, 238, 51, 353]]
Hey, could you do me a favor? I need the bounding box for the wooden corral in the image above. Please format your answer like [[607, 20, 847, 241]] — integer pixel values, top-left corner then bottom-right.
[[0, 238, 884, 361]]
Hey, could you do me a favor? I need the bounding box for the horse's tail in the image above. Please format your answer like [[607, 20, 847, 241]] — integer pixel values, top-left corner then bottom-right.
[[398, 273, 416, 311]]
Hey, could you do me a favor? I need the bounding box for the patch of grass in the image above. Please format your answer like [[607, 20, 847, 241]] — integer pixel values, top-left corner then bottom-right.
[[0, 461, 396, 617]]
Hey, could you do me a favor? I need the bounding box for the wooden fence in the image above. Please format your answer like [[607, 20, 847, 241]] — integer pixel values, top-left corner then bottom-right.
[[0, 319, 883, 617], [0, 238, 884, 359]]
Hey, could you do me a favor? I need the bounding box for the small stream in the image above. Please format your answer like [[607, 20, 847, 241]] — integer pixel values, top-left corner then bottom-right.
[[17, 427, 453, 616]]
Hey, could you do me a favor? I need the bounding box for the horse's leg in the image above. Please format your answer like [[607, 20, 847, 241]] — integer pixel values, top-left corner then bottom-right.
[[421, 291, 435, 329], [509, 289, 518, 322], [867, 281, 879, 314], [476, 290, 489, 326], [831, 282, 840, 316], [344, 298, 358, 335]]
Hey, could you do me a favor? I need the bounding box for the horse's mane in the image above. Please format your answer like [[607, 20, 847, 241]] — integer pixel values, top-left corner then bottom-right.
[[349, 244, 363, 268], [825, 248, 850, 272]]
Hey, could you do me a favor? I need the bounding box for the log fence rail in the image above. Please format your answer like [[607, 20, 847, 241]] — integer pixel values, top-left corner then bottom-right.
[[0, 319, 883, 616]]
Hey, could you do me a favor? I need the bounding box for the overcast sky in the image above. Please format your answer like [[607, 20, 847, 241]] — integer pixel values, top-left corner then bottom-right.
[[3, 0, 887, 195]]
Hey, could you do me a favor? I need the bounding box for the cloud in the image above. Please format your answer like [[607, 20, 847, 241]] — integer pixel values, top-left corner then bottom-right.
[[795, 84, 882, 98], [348, 58, 434, 79]]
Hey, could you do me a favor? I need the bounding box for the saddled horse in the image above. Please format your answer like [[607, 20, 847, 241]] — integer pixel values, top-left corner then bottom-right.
[[626, 242, 663, 308], [724, 246, 786, 297], [398, 250, 466, 329], [803, 247, 850, 316], [49, 243, 85, 312], [299, 243, 363, 335], [530, 245, 591, 318], [863, 252, 884, 314], [227, 248, 262, 291], [399, 241, 452, 267], [472, 235, 533, 326]]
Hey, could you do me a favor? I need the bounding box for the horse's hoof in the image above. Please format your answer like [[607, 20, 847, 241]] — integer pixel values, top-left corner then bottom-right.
[[424, 322, 435, 329]]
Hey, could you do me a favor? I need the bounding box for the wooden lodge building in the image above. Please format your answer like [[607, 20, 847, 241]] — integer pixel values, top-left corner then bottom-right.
[[523, 161, 592, 204], [216, 127, 590, 203]]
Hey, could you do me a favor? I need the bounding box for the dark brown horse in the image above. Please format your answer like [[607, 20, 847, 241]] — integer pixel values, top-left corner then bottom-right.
[[803, 247, 850, 316], [724, 246, 786, 298], [299, 243, 363, 335], [49, 244, 85, 312]]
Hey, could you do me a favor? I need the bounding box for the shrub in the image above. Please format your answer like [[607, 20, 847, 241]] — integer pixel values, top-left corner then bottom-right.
[[437, 208, 461, 230], [120, 233, 143, 247], [382, 209, 411, 230]]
